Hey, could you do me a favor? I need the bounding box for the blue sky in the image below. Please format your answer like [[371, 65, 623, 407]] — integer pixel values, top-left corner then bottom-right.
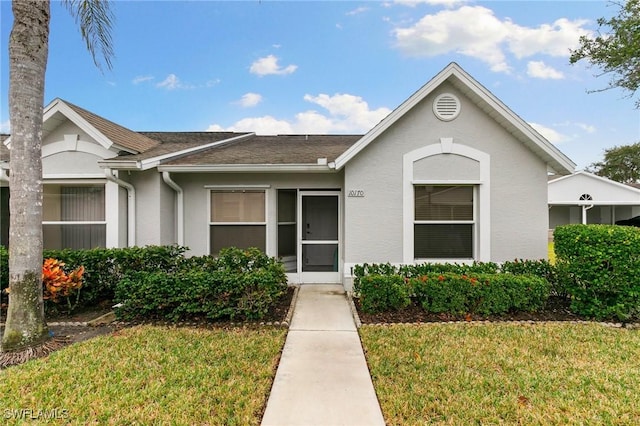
[[1, 0, 639, 170]]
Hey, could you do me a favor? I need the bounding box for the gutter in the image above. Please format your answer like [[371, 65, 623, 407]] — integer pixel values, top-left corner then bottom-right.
[[161, 171, 184, 245], [104, 168, 136, 247]]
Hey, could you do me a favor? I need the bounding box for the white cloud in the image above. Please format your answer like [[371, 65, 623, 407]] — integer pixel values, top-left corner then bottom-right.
[[132, 75, 154, 84], [207, 116, 293, 135], [250, 55, 298, 76], [156, 74, 196, 90], [530, 122, 569, 144], [576, 122, 596, 134], [507, 18, 590, 59], [392, 6, 590, 73], [236, 92, 263, 108], [208, 93, 391, 135], [0, 120, 10, 133], [346, 7, 369, 16], [526, 61, 564, 80]]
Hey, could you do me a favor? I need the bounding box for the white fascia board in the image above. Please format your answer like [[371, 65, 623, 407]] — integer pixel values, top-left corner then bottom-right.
[[97, 160, 141, 170], [43, 99, 117, 152], [157, 164, 335, 173], [461, 76, 576, 175], [138, 132, 255, 170], [335, 68, 453, 170]]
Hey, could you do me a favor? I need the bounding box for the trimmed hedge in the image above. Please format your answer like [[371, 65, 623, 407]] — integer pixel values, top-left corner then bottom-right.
[[554, 224, 640, 321], [355, 272, 549, 315], [413, 273, 549, 316], [353, 260, 557, 315], [114, 247, 288, 321], [356, 275, 411, 313]]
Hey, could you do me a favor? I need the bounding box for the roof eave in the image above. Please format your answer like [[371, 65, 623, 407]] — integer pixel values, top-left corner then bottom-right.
[[157, 164, 336, 173]]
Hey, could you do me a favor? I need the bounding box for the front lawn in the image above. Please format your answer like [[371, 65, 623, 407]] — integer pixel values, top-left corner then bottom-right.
[[360, 323, 640, 425], [0, 325, 286, 425]]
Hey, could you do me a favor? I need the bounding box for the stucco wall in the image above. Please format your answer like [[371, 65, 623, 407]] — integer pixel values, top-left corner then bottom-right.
[[344, 81, 549, 265], [128, 169, 176, 247], [172, 172, 343, 257], [43, 151, 104, 176]]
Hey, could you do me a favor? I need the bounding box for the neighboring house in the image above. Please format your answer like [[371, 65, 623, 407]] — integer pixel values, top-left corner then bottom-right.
[[0, 63, 576, 289], [548, 171, 640, 233]]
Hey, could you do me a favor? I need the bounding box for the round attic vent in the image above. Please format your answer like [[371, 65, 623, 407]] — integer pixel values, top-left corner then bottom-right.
[[433, 93, 461, 121], [579, 194, 593, 201]]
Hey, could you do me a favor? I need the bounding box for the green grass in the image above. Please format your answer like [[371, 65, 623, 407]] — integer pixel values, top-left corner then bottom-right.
[[360, 323, 640, 425], [0, 325, 286, 425]]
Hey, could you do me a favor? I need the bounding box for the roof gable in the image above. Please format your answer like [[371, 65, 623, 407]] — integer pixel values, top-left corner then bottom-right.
[[4, 99, 160, 155], [549, 171, 640, 204], [334, 62, 576, 175]]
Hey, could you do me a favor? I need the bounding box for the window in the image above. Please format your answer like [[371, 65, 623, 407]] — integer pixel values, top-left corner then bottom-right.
[[209, 190, 266, 254], [43, 184, 106, 250], [414, 185, 474, 259]]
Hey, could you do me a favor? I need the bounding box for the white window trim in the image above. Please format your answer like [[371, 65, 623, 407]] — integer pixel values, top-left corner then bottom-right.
[[207, 188, 268, 255], [403, 138, 490, 263]]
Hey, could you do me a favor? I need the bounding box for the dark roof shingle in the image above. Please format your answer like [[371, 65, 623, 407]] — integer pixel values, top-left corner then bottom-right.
[[162, 134, 362, 166], [65, 101, 159, 153]]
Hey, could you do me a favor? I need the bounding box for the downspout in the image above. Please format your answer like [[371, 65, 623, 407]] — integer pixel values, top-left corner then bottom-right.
[[161, 171, 184, 246], [105, 168, 136, 247], [581, 204, 593, 224]]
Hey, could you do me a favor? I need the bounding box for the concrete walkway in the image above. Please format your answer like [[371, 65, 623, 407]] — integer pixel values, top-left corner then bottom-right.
[[261, 284, 385, 426]]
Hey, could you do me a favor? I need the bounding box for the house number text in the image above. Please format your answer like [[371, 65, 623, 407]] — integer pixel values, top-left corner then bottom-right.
[[348, 190, 365, 198]]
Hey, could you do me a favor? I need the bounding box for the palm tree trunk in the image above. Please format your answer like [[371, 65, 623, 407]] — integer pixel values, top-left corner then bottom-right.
[[2, 0, 50, 351]]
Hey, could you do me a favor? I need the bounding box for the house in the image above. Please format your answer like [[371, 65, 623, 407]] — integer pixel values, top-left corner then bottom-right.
[[0, 63, 576, 289], [548, 171, 640, 233]]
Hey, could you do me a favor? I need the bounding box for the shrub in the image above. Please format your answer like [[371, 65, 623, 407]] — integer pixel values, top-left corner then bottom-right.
[[43, 245, 188, 308], [354, 274, 411, 314], [42, 258, 84, 313], [501, 258, 570, 298], [353, 261, 500, 288], [413, 273, 549, 316], [554, 224, 640, 321], [115, 247, 288, 322]]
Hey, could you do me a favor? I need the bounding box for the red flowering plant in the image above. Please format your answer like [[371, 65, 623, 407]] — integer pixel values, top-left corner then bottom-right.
[[42, 258, 85, 313]]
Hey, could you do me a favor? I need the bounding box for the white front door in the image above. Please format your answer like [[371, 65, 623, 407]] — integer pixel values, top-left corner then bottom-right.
[[299, 191, 341, 283]]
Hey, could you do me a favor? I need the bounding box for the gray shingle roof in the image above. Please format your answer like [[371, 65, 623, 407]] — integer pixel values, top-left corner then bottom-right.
[[161, 134, 362, 166], [113, 132, 252, 161], [64, 101, 159, 153]]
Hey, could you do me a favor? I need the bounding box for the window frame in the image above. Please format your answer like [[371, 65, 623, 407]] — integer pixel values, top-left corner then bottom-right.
[[413, 184, 476, 260], [208, 188, 268, 255], [42, 181, 107, 250]]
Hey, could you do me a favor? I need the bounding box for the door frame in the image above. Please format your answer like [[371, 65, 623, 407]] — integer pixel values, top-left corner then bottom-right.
[[298, 190, 341, 283]]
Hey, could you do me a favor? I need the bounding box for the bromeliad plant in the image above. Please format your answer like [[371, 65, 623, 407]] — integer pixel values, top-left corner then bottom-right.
[[42, 258, 85, 314]]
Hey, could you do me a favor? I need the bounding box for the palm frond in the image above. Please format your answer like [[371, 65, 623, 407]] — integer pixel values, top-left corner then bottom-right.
[[62, 0, 115, 72]]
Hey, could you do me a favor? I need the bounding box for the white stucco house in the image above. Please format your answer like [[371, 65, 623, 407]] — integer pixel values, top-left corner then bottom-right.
[[1, 63, 578, 289], [548, 171, 640, 232]]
